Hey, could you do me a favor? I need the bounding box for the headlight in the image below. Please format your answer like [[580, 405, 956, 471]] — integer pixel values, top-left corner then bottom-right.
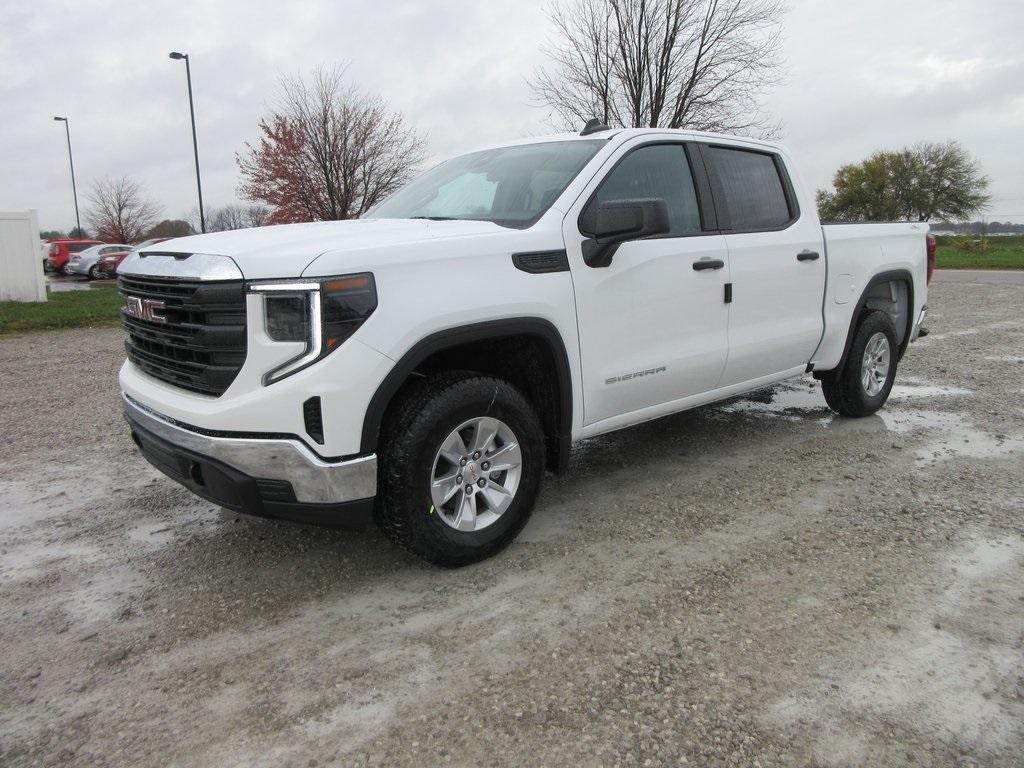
[[251, 273, 377, 385]]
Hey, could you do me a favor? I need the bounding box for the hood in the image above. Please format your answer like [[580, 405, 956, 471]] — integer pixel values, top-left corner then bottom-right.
[[141, 218, 514, 280]]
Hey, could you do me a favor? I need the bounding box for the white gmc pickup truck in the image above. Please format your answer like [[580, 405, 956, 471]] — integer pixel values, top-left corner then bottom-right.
[[119, 124, 933, 566]]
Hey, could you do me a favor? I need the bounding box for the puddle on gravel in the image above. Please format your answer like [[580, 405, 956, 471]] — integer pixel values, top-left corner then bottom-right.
[[0, 537, 145, 623], [0, 481, 93, 529], [126, 521, 179, 548], [915, 328, 980, 342], [714, 378, 1020, 466], [715, 377, 972, 421], [716, 380, 827, 418], [63, 566, 147, 625], [768, 534, 1024, 764], [0, 540, 102, 581], [125, 507, 228, 551], [889, 380, 972, 399], [910, 418, 1024, 465]]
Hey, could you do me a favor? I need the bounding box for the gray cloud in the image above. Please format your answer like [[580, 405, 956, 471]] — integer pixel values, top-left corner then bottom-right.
[[2, 0, 1022, 231]]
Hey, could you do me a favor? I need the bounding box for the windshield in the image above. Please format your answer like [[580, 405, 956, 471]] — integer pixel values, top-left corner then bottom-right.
[[366, 140, 606, 228]]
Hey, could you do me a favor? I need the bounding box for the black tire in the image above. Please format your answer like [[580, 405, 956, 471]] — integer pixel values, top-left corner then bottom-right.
[[376, 372, 545, 567], [88, 264, 102, 280], [820, 310, 898, 417]]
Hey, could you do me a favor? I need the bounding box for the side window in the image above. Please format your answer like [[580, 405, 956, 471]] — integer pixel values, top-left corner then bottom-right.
[[588, 144, 701, 235], [705, 146, 793, 230]]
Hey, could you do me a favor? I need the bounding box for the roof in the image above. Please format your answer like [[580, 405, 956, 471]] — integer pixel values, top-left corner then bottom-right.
[[464, 127, 780, 156]]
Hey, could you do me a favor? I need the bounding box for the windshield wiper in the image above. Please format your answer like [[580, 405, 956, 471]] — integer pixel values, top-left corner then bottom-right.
[[410, 216, 461, 221]]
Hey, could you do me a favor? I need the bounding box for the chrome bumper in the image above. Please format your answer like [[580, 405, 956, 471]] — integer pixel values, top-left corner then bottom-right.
[[121, 394, 376, 504], [910, 304, 928, 342]]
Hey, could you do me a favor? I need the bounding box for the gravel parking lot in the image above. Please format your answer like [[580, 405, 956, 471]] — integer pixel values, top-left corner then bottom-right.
[[1, 273, 1022, 767]]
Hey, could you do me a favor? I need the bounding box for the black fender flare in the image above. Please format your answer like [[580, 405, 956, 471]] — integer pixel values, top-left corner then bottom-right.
[[823, 269, 915, 376], [360, 318, 574, 471]]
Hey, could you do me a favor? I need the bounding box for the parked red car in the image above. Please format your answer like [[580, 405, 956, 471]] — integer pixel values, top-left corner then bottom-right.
[[96, 237, 171, 278], [47, 239, 103, 274]]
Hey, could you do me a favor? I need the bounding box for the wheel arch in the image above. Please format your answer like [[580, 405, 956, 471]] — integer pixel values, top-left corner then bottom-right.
[[823, 269, 914, 376], [361, 318, 574, 472]]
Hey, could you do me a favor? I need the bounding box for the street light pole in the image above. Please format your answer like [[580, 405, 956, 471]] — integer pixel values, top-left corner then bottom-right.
[[169, 51, 205, 233], [52, 116, 81, 234]]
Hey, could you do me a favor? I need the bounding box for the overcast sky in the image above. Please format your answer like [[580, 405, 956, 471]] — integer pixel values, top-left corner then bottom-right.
[[3, 0, 1022, 232]]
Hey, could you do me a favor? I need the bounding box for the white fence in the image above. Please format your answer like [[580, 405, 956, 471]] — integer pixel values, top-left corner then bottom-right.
[[0, 211, 46, 302]]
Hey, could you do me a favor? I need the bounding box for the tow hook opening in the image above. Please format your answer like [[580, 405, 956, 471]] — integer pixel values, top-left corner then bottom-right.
[[189, 461, 205, 487]]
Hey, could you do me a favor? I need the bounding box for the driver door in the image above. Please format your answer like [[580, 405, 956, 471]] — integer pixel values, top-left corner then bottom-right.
[[563, 140, 731, 429]]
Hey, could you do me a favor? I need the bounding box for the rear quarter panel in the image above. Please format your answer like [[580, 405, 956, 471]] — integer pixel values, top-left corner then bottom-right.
[[812, 222, 929, 371]]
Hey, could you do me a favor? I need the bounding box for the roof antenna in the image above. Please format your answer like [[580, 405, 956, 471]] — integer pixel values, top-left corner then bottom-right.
[[580, 118, 611, 136]]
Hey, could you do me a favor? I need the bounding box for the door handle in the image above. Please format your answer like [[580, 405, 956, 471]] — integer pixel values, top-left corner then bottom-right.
[[693, 259, 725, 271], [797, 250, 820, 261]]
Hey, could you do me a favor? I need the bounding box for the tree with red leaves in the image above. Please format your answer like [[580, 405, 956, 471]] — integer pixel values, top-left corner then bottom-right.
[[238, 67, 426, 224]]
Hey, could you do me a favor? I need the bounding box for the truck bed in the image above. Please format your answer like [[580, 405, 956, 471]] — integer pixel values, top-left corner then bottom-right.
[[811, 222, 929, 371]]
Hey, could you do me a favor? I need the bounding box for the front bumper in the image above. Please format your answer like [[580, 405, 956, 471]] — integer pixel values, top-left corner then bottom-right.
[[123, 394, 376, 528]]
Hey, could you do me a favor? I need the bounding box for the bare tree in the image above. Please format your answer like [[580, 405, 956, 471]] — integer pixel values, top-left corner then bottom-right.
[[245, 204, 271, 227], [208, 204, 249, 232], [200, 203, 273, 231], [86, 177, 161, 243], [530, 0, 784, 135], [238, 66, 426, 224]]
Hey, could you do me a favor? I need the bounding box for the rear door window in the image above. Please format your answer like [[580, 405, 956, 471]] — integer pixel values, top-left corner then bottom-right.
[[705, 147, 794, 231]]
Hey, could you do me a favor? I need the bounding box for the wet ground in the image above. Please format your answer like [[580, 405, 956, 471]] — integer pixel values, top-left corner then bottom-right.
[[45, 274, 107, 292], [1, 273, 1022, 767]]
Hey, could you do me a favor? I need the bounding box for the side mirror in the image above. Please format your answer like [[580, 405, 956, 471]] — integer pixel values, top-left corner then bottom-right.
[[580, 198, 671, 268]]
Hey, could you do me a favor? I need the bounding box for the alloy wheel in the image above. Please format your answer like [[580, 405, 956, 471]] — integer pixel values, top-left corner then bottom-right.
[[861, 332, 891, 397], [430, 416, 522, 532]]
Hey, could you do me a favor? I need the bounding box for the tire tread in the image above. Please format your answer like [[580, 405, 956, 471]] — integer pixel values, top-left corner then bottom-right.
[[820, 310, 898, 418], [375, 371, 544, 567]]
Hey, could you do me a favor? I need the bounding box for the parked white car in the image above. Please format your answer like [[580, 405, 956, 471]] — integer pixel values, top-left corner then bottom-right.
[[118, 125, 933, 566], [67, 243, 130, 278]]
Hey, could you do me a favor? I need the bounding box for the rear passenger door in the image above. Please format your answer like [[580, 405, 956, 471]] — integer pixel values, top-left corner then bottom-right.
[[700, 144, 826, 386]]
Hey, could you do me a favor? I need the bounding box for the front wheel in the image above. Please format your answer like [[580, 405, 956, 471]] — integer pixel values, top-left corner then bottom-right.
[[820, 310, 898, 417], [88, 264, 102, 280], [376, 373, 545, 567]]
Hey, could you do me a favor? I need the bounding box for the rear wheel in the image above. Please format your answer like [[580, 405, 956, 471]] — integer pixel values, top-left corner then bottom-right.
[[820, 310, 898, 417], [376, 372, 545, 567]]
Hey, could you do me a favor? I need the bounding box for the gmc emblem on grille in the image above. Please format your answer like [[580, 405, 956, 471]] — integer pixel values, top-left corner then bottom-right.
[[124, 296, 167, 323]]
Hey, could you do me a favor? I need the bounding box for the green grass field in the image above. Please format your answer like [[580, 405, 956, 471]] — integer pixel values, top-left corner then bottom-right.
[[0, 284, 123, 335], [0, 235, 1019, 336], [935, 235, 1024, 270]]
